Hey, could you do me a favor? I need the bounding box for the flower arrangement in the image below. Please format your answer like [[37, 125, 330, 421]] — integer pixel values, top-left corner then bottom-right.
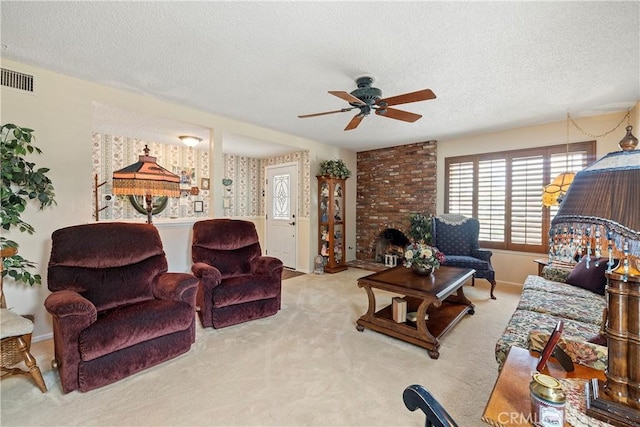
[[319, 159, 351, 179], [403, 243, 445, 270]]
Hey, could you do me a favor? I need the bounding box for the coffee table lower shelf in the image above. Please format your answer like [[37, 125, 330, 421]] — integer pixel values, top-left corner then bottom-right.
[[356, 297, 474, 359]]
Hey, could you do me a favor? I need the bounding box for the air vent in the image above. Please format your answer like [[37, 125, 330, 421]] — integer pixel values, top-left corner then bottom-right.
[[1, 68, 35, 93]]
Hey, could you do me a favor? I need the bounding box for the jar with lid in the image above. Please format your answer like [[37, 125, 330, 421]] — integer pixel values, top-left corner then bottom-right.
[[530, 373, 565, 427]]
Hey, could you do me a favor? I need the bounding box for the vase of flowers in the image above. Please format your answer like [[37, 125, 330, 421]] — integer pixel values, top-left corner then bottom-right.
[[403, 243, 445, 276]]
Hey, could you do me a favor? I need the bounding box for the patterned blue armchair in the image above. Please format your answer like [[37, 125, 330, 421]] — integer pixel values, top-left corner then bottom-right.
[[432, 214, 497, 299]]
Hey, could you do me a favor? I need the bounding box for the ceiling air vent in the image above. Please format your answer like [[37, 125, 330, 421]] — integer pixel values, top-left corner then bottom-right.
[[1, 68, 35, 94]]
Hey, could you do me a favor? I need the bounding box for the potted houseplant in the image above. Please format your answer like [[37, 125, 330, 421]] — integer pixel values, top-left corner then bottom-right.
[[407, 212, 433, 244], [319, 159, 351, 179], [1, 124, 56, 296]]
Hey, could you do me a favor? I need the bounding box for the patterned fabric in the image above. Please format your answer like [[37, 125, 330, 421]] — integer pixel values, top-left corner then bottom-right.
[[495, 310, 603, 367], [517, 289, 605, 325], [524, 275, 605, 300], [432, 217, 479, 255], [559, 379, 613, 426], [495, 275, 605, 368], [542, 265, 572, 283], [438, 255, 490, 271], [529, 330, 607, 371]]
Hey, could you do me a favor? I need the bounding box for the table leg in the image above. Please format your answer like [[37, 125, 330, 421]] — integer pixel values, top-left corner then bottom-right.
[[356, 284, 376, 331], [446, 286, 475, 315], [416, 299, 440, 359]]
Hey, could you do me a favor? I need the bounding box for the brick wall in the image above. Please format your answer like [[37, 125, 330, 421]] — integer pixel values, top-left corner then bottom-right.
[[356, 141, 437, 261]]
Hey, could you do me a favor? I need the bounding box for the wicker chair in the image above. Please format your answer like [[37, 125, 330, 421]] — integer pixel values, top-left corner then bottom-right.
[[0, 248, 47, 392]]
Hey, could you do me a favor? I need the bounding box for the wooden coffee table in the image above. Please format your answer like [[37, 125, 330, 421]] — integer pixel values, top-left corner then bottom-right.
[[356, 265, 475, 359]]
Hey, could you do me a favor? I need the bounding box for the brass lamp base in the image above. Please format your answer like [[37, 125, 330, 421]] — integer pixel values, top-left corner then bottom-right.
[[585, 379, 640, 427]]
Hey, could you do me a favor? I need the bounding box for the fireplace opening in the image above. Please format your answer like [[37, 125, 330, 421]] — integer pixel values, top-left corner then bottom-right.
[[374, 228, 411, 263]]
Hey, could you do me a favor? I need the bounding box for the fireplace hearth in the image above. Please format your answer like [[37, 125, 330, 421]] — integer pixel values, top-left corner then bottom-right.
[[374, 228, 410, 263]]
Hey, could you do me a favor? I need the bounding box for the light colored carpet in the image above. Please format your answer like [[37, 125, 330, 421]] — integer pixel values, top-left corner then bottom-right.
[[1, 268, 521, 427]]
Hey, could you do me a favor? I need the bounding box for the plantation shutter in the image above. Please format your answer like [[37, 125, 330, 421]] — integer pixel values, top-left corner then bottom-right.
[[510, 154, 544, 248], [477, 158, 506, 242], [446, 160, 474, 216], [444, 141, 595, 253]]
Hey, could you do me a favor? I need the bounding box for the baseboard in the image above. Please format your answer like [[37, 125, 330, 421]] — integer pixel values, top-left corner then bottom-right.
[[32, 332, 53, 343]]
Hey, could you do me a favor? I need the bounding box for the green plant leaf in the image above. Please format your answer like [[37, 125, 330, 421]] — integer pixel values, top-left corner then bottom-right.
[[1, 123, 56, 286]]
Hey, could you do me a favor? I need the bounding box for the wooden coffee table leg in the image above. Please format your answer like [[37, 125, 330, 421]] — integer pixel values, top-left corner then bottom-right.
[[356, 284, 376, 332], [415, 299, 440, 359], [447, 286, 475, 315]]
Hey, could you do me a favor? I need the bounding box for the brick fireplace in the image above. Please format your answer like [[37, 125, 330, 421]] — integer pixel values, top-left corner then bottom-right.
[[356, 141, 437, 262]]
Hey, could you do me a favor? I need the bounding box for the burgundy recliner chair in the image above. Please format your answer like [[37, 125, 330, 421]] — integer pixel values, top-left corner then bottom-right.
[[45, 223, 199, 393], [191, 219, 283, 329]]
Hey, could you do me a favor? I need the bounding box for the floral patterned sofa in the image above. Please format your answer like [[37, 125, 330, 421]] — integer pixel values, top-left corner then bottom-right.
[[495, 260, 609, 371]]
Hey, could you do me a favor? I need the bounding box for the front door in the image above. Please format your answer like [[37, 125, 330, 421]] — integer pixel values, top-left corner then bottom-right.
[[266, 163, 298, 269]]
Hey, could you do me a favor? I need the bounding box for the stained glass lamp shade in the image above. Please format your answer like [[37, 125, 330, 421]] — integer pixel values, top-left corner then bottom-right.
[[112, 145, 180, 224], [542, 172, 576, 207]]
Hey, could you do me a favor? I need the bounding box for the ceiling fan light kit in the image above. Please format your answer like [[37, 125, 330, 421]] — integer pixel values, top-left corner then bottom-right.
[[299, 76, 436, 131]]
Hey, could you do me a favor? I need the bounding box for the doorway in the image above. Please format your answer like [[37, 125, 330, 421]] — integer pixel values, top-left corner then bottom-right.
[[265, 163, 298, 269]]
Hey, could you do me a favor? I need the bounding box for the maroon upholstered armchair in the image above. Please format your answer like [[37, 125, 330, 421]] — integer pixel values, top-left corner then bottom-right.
[[45, 223, 198, 393], [191, 219, 283, 329]]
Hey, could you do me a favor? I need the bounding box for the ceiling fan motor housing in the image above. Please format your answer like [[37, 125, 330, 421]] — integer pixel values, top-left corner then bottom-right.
[[350, 76, 382, 107]]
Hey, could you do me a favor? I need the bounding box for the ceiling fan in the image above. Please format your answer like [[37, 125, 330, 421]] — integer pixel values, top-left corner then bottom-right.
[[298, 76, 436, 131]]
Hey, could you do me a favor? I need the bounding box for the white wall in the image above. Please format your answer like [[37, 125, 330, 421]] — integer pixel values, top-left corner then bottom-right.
[[436, 104, 639, 286], [1, 59, 356, 339]]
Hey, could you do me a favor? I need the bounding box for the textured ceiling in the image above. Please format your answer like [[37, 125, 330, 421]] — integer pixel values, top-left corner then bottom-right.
[[1, 1, 639, 156]]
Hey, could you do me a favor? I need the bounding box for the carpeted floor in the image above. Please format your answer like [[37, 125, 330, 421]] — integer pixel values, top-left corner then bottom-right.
[[0, 268, 522, 427]]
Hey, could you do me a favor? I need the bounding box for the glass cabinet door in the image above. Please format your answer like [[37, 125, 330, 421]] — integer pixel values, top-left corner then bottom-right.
[[317, 176, 347, 273]]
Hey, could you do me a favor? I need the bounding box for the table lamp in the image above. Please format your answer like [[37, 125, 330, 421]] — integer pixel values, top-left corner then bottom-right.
[[551, 124, 639, 426]]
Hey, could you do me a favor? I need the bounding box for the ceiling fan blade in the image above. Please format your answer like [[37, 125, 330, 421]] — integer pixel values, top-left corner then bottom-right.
[[298, 107, 354, 118], [344, 113, 365, 131], [329, 91, 365, 105], [376, 107, 422, 122], [377, 89, 436, 107]]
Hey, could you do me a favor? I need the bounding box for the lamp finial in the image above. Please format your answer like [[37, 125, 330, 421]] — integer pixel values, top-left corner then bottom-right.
[[619, 125, 638, 151]]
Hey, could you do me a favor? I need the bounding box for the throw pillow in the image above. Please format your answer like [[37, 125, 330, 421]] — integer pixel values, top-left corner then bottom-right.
[[588, 334, 607, 346], [528, 329, 608, 371], [542, 265, 572, 283], [565, 257, 612, 295]]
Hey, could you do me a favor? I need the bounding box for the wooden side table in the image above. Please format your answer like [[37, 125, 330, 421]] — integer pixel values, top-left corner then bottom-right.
[[482, 346, 605, 426], [533, 258, 549, 276]]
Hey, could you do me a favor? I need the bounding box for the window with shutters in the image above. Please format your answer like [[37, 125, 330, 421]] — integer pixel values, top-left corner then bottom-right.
[[444, 141, 596, 253]]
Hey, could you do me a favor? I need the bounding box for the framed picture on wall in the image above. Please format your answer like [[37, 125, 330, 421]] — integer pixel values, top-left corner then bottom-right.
[[201, 178, 210, 190], [193, 200, 204, 213], [173, 166, 195, 190]]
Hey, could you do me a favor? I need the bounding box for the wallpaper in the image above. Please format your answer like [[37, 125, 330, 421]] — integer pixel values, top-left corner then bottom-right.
[[92, 133, 210, 221], [224, 150, 311, 218], [93, 133, 310, 221]]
